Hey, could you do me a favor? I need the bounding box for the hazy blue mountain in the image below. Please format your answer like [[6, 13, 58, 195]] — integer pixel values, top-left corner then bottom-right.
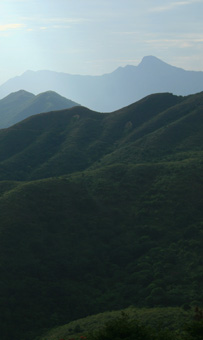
[[0, 90, 79, 128], [0, 56, 202, 112]]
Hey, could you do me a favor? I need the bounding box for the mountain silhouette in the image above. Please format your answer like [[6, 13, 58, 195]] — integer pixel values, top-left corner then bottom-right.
[[0, 56, 202, 112], [0, 90, 80, 128]]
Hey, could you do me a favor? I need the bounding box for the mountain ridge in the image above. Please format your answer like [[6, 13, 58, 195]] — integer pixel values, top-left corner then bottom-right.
[[0, 56, 202, 112], [0, 90, 80, 128], [0, 91, 202, 180]]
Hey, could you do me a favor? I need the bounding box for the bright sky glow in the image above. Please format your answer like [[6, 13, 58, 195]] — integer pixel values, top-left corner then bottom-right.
[[0, 0, 203, 84]]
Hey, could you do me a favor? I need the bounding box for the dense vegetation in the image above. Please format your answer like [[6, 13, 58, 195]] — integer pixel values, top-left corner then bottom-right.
[[0, 92, 202, 180], [0, 92, 202, 340], [86, 309, 203, 340], [36, 306, 203, 340]]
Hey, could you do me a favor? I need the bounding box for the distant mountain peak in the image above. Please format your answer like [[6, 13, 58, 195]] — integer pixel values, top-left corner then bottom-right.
[[0, 57, 203, 112], [36, 90, 58, 97], [2, 89, 35, 102], [0, 89, 80, 129], [11, 89, 33, 95], [142, 55, 163, 62], [22, 70, 35, 76], [139, 55, 169, 66]]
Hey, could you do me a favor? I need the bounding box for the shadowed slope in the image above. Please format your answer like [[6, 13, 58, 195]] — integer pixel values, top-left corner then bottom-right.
[[0, 160, 202, 340]]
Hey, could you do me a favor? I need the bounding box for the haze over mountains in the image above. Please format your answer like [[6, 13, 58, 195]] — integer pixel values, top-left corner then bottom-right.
[[0, 90, 79, 128], [0, 56, 203, 112]]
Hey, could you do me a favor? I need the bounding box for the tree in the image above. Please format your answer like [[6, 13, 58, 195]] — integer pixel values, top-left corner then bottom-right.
[[87, 312, 174, 340], [184, 307, 203, 340]]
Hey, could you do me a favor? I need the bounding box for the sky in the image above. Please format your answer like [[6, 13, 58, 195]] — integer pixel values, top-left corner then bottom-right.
[[0, 0, 203, 84]]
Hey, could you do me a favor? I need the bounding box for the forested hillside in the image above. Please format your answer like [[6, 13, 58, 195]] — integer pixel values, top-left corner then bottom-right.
[[0, 92, 202, 340], [0, 92, 202, 180]]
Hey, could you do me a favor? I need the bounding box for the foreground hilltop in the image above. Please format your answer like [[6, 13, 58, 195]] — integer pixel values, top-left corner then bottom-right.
[[0, 91, 202, 180], [0, 92, 202, 340]]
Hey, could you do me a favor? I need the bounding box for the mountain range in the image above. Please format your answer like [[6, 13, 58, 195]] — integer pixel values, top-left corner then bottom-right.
[[0, 90, 79, 128], [0, 91, 202, 181], [0, 91, 202, 340], [0, 56, 203, 112]]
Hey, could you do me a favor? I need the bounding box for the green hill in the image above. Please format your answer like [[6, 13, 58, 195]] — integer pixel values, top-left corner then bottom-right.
[[0, 92, 202, 180], [0, 92, 202, 340], [0, 90, 80, 128]]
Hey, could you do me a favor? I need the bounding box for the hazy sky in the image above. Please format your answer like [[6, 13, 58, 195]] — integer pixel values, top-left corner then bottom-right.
[[0, 0, 203, 84]]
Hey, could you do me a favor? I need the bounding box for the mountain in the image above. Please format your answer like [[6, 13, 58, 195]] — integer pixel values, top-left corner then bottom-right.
[[0, 91, 201, 180], [0, 56, 202, 112], [0, 89, 79, 128], [0, 92, 202, 340]]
